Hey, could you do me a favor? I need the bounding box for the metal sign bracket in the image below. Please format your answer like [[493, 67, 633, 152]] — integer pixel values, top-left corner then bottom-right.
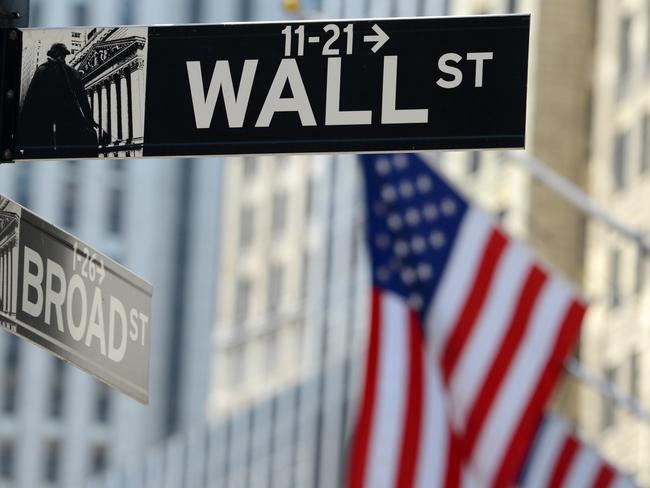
[[0, 0, 28, 164]]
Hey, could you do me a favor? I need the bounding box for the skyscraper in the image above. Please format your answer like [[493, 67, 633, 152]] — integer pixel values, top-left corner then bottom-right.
[[0, 0, 224, 486]]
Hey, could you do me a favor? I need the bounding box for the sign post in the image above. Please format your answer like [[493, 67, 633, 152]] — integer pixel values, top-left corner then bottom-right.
[[0, 15, 529, 162], [0, 195, 152, 403]]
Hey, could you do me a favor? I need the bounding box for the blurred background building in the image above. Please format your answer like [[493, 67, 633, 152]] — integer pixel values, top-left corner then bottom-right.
[[0, 1, 223, 487], [579, 0, 650, 485], [0, 0, 649, 486]]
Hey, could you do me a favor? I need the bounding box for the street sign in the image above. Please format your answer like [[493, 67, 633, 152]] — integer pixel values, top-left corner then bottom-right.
[[0, 15, 529, 161], [0, 195, 152, 403]]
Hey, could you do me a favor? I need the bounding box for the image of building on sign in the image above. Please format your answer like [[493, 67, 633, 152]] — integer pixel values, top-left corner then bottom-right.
[[0, 197, 20, 333], [16, 27, 148, 159]]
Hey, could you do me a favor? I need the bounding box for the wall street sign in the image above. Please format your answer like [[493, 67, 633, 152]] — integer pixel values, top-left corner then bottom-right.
[[0, 195, 152, 403], [0, 15, 529, 161]]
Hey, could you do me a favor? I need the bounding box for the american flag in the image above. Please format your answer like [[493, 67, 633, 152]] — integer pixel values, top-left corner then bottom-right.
[[519, 415, 636, 488], [348, 153, 587, 487]]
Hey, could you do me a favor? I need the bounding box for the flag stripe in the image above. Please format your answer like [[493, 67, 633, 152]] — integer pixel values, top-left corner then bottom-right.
[[491, 299, 585, 486], [441, 228, 507, 384], [593, 465, 616, 488], [347, 289, 383, 488], [414, 353, 456, 487], [366, 292, 410, 488], [427, 208, 492, 355], [448, 243, 533, 431], [463, 264, 548, 457], [469, 278, 573, 481], [565, 448, 602, 487], [520, 417, 567, 488], [395, 310, 424, 488], [548, 437, 580, 487]]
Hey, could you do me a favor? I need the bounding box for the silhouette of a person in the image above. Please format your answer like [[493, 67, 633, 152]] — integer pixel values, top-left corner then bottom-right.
[[17, 43, 99, 158]]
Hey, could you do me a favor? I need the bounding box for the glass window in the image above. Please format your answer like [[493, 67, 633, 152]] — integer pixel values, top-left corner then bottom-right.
[[265, 330, 279, 373], [642, 115, 650, 174], [268, 264, 284, 313], [235, 279, 251, 325], [229, 347, 245, 387], [73, 4, 88, 26], [243, 158, 257, 179], [90, 445, 107, 474], [3, 336, 19, 414], [635, 247, 646, 294], [602, 367, 617, 430], [609, 248, 622, 308], [43, 440, 60, 483], [48, 359, 65, 419], [613, 132, 628, 191], [619, 16, 633, 81], [107, 187, 123, 235], [271, 192, 288, 238], [15, 165, 31, 207], [305, 177, 313, 219], [239, 206, 255, 249], [95, 383, 111, 424], [468, 152, 481, 175], [0, 442, 13, 480], [61, 161, 79, 229], [630, 353, 640, 399]]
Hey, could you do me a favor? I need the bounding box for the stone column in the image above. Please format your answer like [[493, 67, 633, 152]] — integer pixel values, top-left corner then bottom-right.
[[120, 71, 130, 143], [129, 59, 145, 141], [1, 250, 5, 311], [101, 82, 110, 140], [92, 88, 100, 128], [110, 78, 119, 145]]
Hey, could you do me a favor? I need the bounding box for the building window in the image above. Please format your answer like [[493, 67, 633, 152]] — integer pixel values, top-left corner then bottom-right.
[[48, 359, 65, 419], [121, 0, 134, 24], [630, 353, 640, 399], [301, 251, 310, 303], [239, 206, 254, 249], [613, 132, 629, 191], [234, 279, 251, 325], [243, 158, 257, 179], [0, 442, 13, 480], [107, 187, 123, 235], [619, 15, 633, 82], [95, 383, 111, 424], [602, 367, 617, 430], [61, 161, 79, 229], [642, 115, 650, 174], [271, 192, 288, 238], [90, 445, 107, 475], [230, 347, 245, 387], [265, 330, 279, 373], [305, 176, 314, 219], [268, 264, 284, 313], [15, 165, 31, 207], [609, 248, 622, 308], [73, 3, 88, 26], [43, 440, 60, 483], [2, 336, 19, 414], [635, 247, 646, 295], [468, 152, 481, 175]]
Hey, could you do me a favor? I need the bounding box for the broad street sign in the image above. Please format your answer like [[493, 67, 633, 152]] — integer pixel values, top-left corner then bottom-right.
[[0, 15, 529, 161], [0, 195, 152, 403]]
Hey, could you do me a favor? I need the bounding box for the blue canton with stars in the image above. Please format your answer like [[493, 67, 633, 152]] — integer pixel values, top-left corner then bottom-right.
[[361, 153, 469, 318]]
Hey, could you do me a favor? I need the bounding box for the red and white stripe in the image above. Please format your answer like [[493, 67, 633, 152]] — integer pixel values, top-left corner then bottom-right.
[[521, 416, 636, 488], [347, 289, 461, 488], [425, 208, 586, 487]]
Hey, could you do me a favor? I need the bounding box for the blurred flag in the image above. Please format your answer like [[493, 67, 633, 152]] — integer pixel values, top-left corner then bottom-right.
[[349, 153, 587, 487], [519, 415, 636, 488]]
